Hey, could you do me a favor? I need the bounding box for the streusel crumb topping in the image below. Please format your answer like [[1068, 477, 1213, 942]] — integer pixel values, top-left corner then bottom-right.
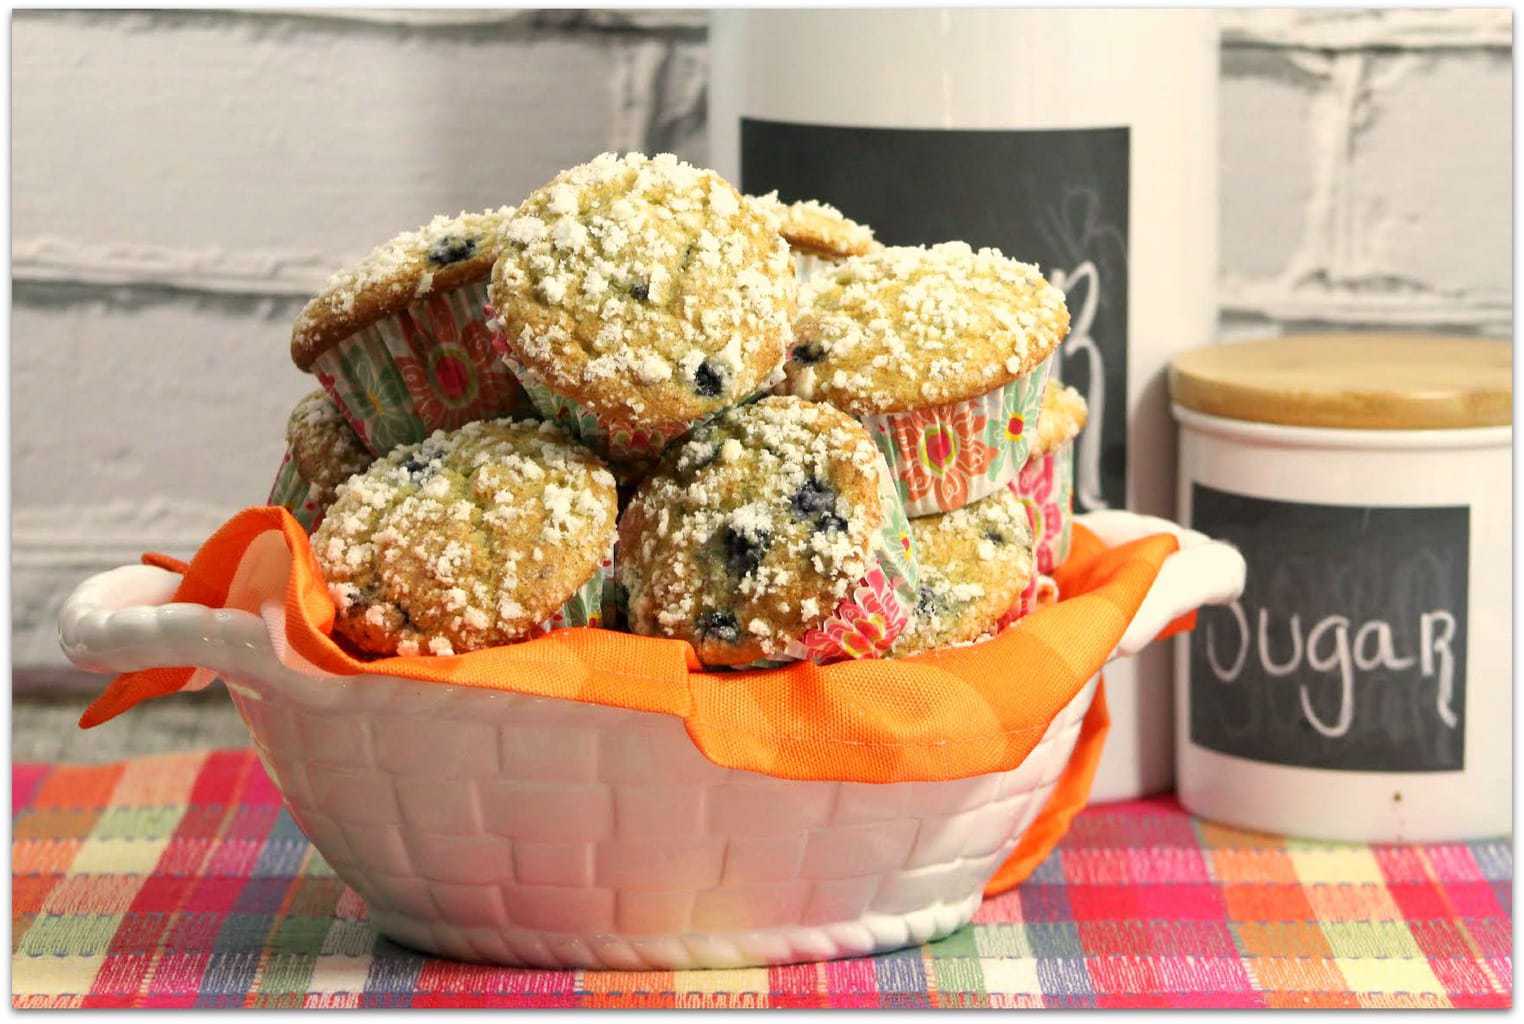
[[752, 194, 877, 260], [286, 390, 373, 494], [1033, 379, 1089, 457], [291, 206, 516, 369], [785, 241, 1069, 414], [490, 152, 796, 431], [617, 395, 891, 666], [313, 418, 616, 656], [895, 487, 1035, 656]]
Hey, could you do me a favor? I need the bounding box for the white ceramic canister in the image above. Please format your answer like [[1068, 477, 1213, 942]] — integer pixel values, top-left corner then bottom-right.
[[1171, 335, 1512, 842], [709, 10, 1219, 802]]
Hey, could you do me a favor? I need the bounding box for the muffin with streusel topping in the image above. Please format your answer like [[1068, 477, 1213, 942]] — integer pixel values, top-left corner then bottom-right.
[[775, 198, 876, 261], [269, 389, 375, 532], [753, 194, 878, 284], [617, 395, 917, 668], [1034, 378, 1089, 458], [312, 418, 617, 657], [783, 241, 1069, 517], [894, 487, 1036, 657], [489, 152, 797, 466], [291, 207, 531, 456]]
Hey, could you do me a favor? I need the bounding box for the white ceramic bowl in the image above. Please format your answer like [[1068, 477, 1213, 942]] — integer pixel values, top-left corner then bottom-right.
[[58, 510, 1243, 970]]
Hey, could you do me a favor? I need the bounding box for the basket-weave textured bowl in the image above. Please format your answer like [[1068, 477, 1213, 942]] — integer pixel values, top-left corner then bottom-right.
[[58, 510, 1244, 969], [237, 667, 1099, 970]]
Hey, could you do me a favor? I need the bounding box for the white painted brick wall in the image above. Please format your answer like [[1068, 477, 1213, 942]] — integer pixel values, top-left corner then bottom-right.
[[12, 9, 1511, 668], [1218, 9, 1512, 335]]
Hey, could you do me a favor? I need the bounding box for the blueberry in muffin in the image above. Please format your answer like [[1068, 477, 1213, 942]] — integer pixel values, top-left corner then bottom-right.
[[616, 395, 917, 667], [489, 152, 798, 464]]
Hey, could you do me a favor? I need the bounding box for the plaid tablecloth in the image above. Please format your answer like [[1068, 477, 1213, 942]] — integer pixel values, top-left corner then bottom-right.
[[12, 749, 1511, 1009]]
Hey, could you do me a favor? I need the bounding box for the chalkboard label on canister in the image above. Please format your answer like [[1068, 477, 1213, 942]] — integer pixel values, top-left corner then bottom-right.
[[1171, 335, 1507, 840], [1188, 483, 1470, 773], [738, 119, 1130, 514]]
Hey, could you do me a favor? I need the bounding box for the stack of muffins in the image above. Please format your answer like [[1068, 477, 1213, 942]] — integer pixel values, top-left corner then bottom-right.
[[269, 151, 1088, 667]]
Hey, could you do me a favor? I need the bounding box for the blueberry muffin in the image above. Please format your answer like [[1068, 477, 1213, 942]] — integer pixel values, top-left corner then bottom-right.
[[489, 152, 797, 464], [895, 487, 1036, 657], [1032, 378, 1089, 459], [287, 390, 374, 494], [774, 198, 876, 261], [617, 395, 917, 668], [312, 418, 617, 657], [269, 390, 376, 532], [291, 207, 530, 455], [784, 241, 1069, 516], [763, 194, 879, 287]]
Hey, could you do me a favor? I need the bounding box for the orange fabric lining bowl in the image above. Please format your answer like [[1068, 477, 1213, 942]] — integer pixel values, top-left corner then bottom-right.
[[58, 507, 1240, 969]]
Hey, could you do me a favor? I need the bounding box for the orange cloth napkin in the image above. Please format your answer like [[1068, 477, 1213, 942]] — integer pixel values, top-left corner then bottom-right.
[[80, 507, 1191, 890]]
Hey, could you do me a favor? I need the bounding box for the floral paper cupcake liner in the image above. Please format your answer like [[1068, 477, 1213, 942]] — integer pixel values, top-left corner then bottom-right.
[[999, 429, 1077, 628], [862, 353, 1053, 518], [312, 282, 531, 457], [1012, 438, 1076, 576], [268, 447, 327, 533]]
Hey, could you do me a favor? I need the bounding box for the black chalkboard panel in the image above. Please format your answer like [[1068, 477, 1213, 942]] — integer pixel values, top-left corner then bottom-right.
[[739, 119, 1129, 513], [1188, 484, 1469, 772]]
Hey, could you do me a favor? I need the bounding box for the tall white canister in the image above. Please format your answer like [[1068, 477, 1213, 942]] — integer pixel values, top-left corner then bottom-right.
[[710, 10, 1219, 801], [1172, 335, 1512, 842]]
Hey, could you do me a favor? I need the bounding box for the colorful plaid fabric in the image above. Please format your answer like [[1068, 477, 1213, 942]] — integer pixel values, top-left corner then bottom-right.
[[12, 749, 1512, 1009]]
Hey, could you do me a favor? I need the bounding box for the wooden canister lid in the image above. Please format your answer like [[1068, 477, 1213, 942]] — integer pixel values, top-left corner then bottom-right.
[[1170, 334, 1513, 430]]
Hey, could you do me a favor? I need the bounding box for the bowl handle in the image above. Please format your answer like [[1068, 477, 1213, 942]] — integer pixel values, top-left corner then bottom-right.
[[1077, 510, 1246, 661], [57, 563, 290, 683], [58, 518, 1244, 682]]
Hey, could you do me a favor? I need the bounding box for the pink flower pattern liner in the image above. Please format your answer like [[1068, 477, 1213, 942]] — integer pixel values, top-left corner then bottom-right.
[[863, 355, 1053, 518], [312, 283, 531, 458]]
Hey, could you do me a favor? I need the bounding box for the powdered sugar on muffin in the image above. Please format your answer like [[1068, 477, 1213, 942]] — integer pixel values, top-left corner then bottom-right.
[[313, 418, 616, 656], [895, 487, 1036, 656], [785, 241, 1068, 414], [617, 396, 899, 667], [286, 389, 373, 494], [490, 153, 796, 444], [1033, 379, 1089, 457], [291, 206, 516, 370]]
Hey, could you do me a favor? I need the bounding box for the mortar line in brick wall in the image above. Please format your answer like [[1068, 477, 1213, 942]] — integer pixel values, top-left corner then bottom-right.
[[276, 6, 708, 41], [1220, 9, 1512, 51], [609, 37, 669, 155], [13, 235, 327, 298], [1245, 51, 1369, 307], [16, 243, 1511, 335], [1216, 292, 1513, 335], [1223, 38, 1514, 54], [19, 7, 707, 42]]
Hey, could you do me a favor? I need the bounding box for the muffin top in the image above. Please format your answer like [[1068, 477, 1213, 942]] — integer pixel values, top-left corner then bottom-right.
[[312, 418, 617, 657], [285, 390, 374, 493], [895, 487, 1035, 657], [1032, 379, 1089, 457], [291, 206, 516, 371], [489, 152, 796, 435], [618, 396, 902, 667], [762, 195, 877, 260], [784, 242, 1069, 414]]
